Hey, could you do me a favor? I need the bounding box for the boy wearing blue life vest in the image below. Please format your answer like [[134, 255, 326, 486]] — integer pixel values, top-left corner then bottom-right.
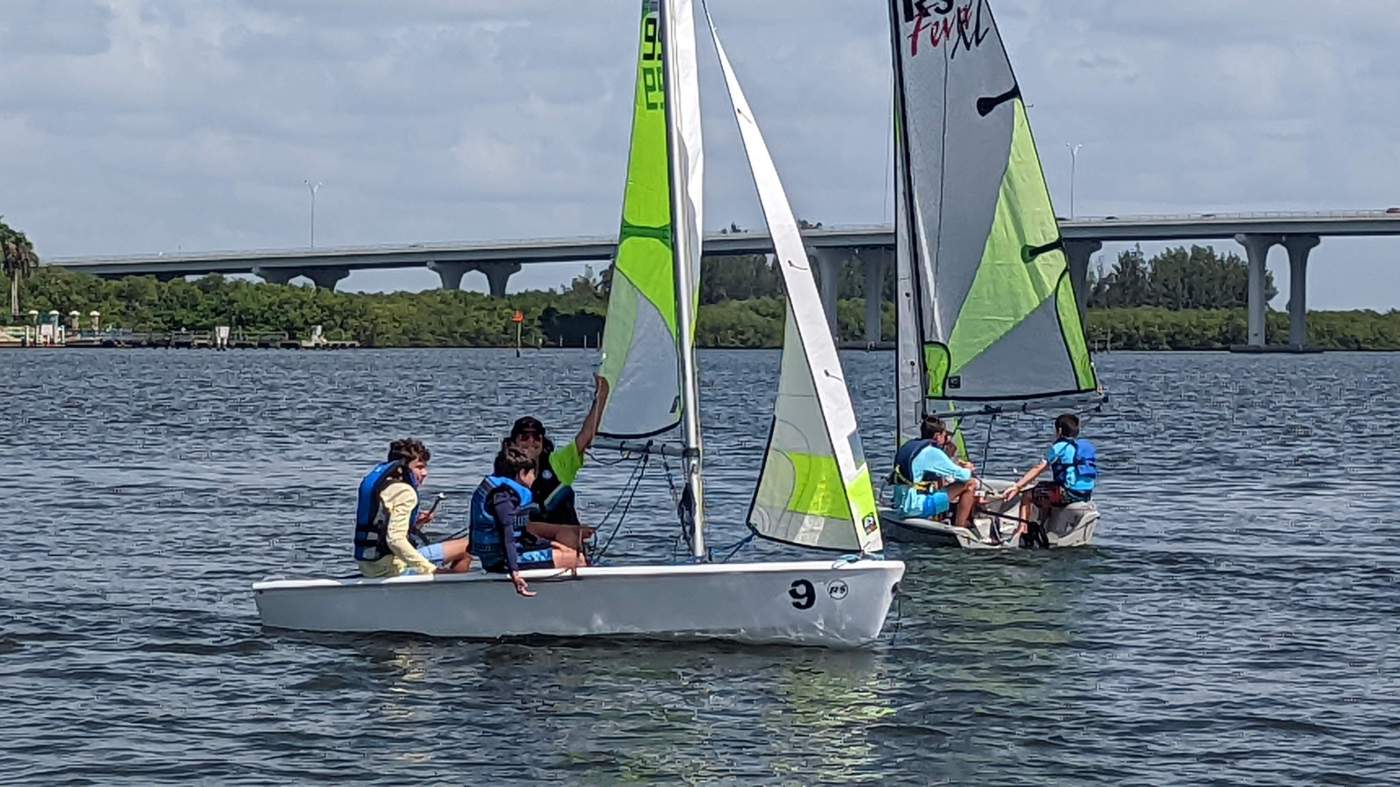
[[354, 439, 473, 578], [891, 415, 981, 531], [1001, 414, 1098, 542], [470, 446, 588, 598]]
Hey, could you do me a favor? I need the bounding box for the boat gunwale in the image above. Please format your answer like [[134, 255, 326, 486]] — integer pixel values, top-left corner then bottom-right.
[[252, 558, 905, 592]]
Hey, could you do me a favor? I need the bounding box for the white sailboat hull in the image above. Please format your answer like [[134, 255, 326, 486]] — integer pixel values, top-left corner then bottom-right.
[[253, 559, 905, 648], [881, 480, 1100, 550], [882, 505, 1099, 549]]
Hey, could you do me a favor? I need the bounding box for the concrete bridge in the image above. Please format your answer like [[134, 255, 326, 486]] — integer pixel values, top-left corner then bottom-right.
[[48, 210, 1400, 349]]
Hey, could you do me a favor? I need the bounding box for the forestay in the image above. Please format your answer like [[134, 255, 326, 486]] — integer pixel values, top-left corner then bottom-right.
[[704, 7, 882, 554], [598, 0, 705, 439], [888, 0, 1098, 419]]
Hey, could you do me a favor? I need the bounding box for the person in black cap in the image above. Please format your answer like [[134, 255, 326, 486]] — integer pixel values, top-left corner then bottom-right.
[[502, 374, 610, 550]]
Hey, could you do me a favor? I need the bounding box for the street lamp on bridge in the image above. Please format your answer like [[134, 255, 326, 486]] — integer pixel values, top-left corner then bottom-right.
[[1066, 143, 1084, 219], [304, 180, 324, 248]]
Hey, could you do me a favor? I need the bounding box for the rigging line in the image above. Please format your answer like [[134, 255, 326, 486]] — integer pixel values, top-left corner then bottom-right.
[[931, 29, 952, 337], [584, 448, 645, 467], [981, 412, 997, 471], [660, 451, 691, 561], [715, 533, 755, 564], [588, 450, 650, 564]]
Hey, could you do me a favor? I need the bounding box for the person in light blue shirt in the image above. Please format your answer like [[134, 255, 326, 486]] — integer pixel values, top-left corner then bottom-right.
[[1002, 413, 1098, 543], [891, 415, 981, 530]]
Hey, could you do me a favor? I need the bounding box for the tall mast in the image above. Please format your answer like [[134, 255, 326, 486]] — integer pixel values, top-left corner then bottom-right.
[[660, 0, 706, 558], [888, 0, 925, 445]]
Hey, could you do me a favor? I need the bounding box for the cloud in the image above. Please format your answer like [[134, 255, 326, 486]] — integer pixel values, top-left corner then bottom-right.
[[0, 0, 1396, 308], [0, 0, 113, 56]]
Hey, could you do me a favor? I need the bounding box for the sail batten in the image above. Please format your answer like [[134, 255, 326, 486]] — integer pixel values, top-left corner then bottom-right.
[[705, 5, 882, 554], [889, 0, 1099, 409]]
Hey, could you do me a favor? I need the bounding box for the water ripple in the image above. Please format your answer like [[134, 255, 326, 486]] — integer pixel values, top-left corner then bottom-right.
[[2, 349, 1398, 784]]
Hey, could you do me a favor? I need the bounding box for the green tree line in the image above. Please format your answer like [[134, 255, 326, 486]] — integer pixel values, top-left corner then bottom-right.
[[9, 264, 1397, 350], [1085, 308, 1400, 351], [1088, 244, 1276, 309]]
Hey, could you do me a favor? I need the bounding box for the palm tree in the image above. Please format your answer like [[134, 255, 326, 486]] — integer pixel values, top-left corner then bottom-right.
[[1, 218, 40, 321]]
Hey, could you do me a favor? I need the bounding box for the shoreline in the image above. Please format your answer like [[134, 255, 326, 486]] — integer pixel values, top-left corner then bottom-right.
[[7, 343, 1400, 353]]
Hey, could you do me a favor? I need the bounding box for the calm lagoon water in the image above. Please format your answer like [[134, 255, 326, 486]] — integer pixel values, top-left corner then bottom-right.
[[3, 348, 1397, 784]]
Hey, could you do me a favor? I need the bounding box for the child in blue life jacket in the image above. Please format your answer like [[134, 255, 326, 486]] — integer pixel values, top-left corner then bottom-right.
[[469, 446, 588, 598], [1001, 414, 1098, 542]]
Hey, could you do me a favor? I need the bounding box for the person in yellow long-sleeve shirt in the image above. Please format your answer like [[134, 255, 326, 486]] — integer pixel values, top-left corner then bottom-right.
[[354, 439, 472, 578]]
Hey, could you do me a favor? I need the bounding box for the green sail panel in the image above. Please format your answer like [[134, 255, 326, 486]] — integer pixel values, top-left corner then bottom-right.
[[888, 0, 1098, 404], [598, 0, 687, 438]]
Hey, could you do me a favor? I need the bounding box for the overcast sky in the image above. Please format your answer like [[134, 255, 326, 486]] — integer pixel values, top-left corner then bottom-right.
[[3, 0, 1397, 309]]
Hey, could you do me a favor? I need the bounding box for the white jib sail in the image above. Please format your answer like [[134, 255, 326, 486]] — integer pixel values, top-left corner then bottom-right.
[[704, 6, 882, 554], [668, 0, 704, 313]]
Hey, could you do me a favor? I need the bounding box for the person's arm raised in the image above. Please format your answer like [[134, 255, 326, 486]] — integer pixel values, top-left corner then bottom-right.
[[572, 374, 611, 453]]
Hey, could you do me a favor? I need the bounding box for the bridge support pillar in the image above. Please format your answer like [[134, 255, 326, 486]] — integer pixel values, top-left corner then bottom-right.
[[856, 247, 890, 344], [1283, 235, 1319, 349], [428, 261, 474, 291], [480, 262, 520, 298], [253, 267, 298, 285], [305, 266, 349, 291], [1063, 239, 1102, 325], [1235, 234, 1281, 347], [806, 247, 842, 339], [153, 272, 183, 283]]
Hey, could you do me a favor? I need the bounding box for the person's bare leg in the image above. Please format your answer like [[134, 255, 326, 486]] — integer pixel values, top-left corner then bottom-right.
[[950, 478, 979, 529], [549, 542, 587, 571], [438, 539, 473, 573], [1015, 491, 1035, 540], [1036, 503, 1053, 547], [527, 523, 595, 552]]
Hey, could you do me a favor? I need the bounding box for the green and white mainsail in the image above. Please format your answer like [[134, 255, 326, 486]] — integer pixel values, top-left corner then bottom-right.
[[888, 0, 1098, 437], [705, 6, 882, 553], [598, 0, 705, 440]]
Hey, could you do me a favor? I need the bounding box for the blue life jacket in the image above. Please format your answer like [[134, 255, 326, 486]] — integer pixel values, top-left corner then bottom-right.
[[1051, 438, 1098, 493], [892, 439, 935, 486], [468, 476, 535, 569], [353, 460, 425, 562]]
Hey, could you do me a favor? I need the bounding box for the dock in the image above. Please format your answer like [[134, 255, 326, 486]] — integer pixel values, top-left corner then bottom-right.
[[0, 325, 359, 350]]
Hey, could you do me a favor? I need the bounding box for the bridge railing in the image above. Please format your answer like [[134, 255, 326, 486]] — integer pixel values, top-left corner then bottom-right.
[[1065, 209, 1400, 222]]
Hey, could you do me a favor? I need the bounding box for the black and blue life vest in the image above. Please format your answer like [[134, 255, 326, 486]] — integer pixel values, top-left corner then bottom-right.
[[1050, 438, 1098, 493], [892, 439, 935, 486], [469, 476, 536, 570], [353, 460, 426, 562], [533, 446, 580, 526]]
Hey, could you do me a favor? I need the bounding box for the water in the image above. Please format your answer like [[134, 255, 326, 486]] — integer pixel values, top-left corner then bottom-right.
[[4, 349, 1398, 784]]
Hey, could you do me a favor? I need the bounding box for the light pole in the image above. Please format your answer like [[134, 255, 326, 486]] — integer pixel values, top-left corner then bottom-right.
[[1066, 143, 1083, 219], [304, 180, 323, 247]]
